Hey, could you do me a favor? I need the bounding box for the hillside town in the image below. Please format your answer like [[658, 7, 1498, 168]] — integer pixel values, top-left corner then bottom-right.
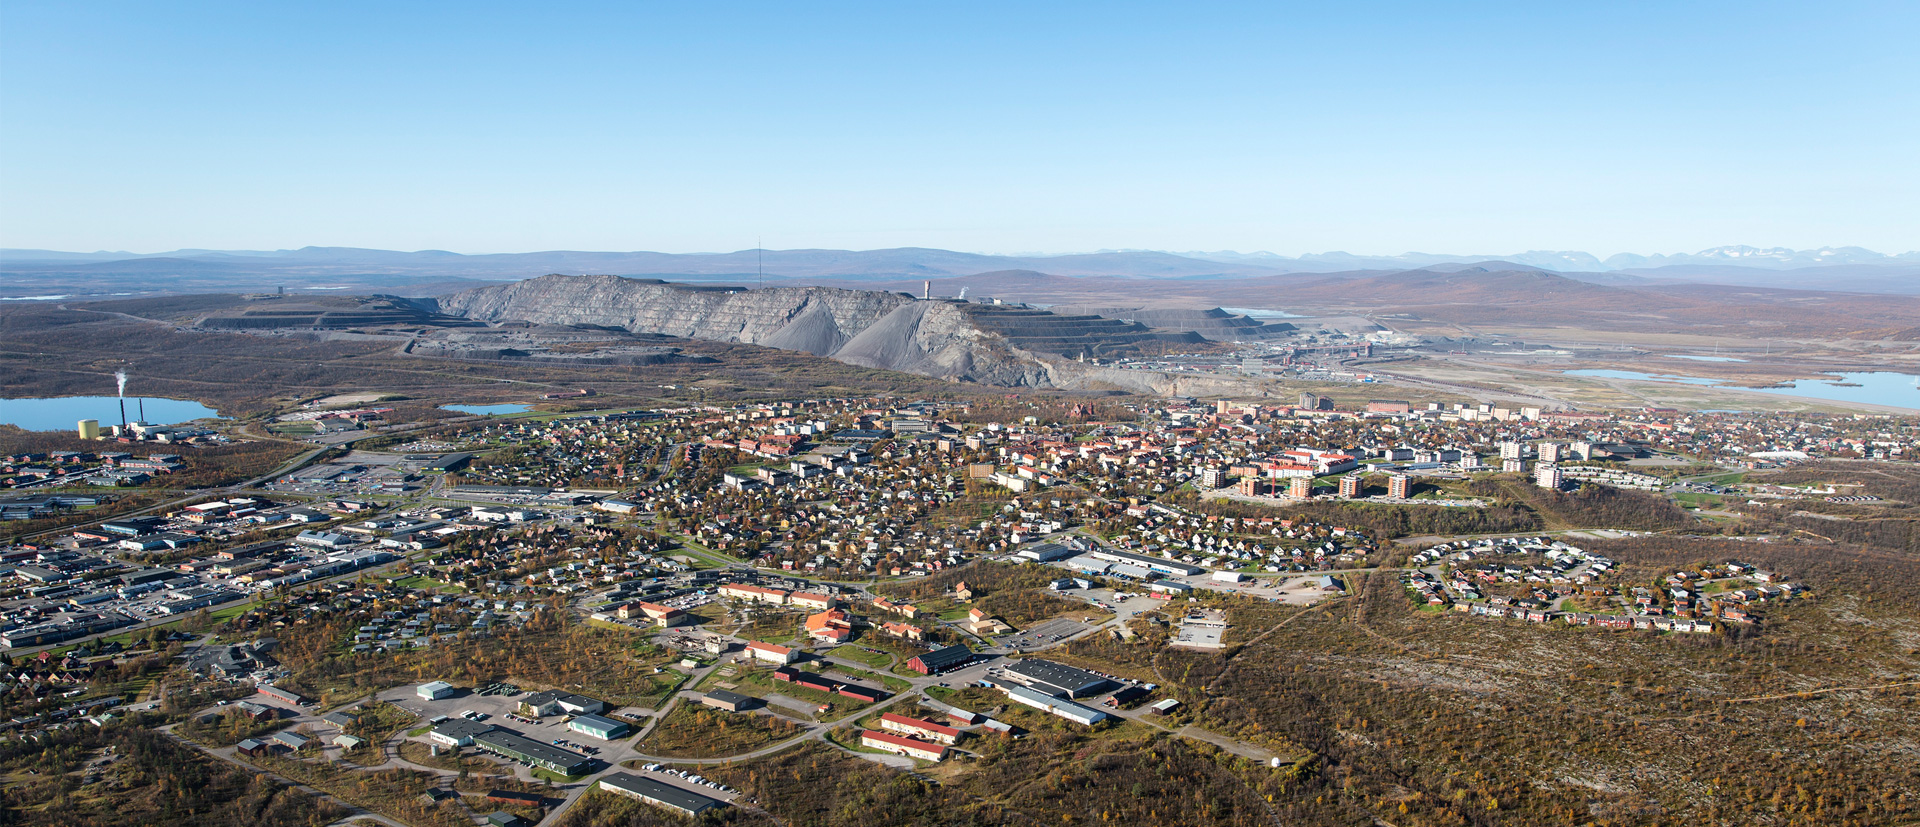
[[0, 391, 1901, 825]]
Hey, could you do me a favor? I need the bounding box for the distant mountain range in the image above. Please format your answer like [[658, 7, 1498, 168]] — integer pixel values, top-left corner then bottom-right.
[[3, 244, 1918, 297], [9, 244, 1919, 272], [1175, 245, 1920, 272]]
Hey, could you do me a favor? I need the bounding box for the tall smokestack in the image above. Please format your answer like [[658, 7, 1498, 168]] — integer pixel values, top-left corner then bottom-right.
[[138, 398, 146, 422], [115, 370, 128, 430]]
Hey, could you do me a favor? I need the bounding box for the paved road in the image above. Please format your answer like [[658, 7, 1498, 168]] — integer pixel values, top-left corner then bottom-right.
[[158, 724, 413, 827]]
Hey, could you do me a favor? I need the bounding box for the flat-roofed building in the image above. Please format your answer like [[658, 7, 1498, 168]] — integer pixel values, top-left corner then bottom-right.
[[1287, 476, 1313, 499], [429, 719, 494, 748], [1002, 659, 1115, 699], [1087, 548, 1204, 577], [718, 583, 788, 604], [597, 772, 725, 816], [472, 729, 592, 776], [1004, 685, 1111, 726], [567, 713, 631, 740], [518, 690, 606, 717], [1015, 543, 1075, 563], [1338, 475, 1363, 498], [701, 689, 755, 712]]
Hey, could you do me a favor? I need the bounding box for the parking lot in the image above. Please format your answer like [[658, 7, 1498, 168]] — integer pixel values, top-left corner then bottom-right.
[[1075, 588, 1162, 622], [375, 684, 639, 767], [1000, 617, 1089, 650]]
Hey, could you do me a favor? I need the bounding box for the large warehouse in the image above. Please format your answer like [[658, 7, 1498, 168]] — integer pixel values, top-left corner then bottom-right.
[[597, 772, 725, 816], [1088, 548, 1205, 577], [472, 729, 593, 776], [906, 644, 975, 675], [1002, 659, 1115, 698]]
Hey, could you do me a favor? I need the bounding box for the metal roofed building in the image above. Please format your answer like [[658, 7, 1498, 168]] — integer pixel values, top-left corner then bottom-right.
[[429, 718, 495, 747], [1087, 548, 1204, 577], [906, 644, 975, 675], [472, 729, 593, 775], [1003, 659, 1115, 698], [597, 772, 725, 816], [566, 713, 631, 740], [425, 453, 473, 473], [701, 689, 756, 712], [1004, 685, 1111, 726], [1015, 543, 1076, 563]]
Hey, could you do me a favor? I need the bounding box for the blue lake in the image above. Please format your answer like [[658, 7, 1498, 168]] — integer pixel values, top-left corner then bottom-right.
[[1566, 369, 1920, 409], [0, 396, 223, 431], [443, 403, 530, 416]]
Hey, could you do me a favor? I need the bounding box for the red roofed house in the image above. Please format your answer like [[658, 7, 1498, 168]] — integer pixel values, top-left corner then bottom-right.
[[872, 598, 919, 619], [880, 712, 961, 745], [860, 729, 948, 762], [618, 601, 689, 627], [805, 609, 854, 643], [879, 621, 924, 641], [746, 641, 796, 665]]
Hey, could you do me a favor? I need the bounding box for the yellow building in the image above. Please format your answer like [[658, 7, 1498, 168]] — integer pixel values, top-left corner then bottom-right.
[[77, 419, 100, 440]]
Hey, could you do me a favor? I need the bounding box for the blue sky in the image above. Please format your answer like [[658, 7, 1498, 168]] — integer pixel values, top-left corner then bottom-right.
[[2, 1, 1915, 255]]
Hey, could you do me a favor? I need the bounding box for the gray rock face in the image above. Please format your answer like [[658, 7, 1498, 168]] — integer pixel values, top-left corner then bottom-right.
[[435, 274, 1063, 386], [437, 276, 905, 354]]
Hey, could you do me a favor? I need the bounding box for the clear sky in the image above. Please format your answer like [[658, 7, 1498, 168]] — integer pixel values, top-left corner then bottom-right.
[[2, 1, 1915, 256]]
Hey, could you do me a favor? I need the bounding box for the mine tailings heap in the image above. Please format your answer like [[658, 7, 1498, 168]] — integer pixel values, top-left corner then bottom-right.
[[1048, 305, 1296, 340], [431, 274, 1202, 386], [957, 304, 1204, 357]]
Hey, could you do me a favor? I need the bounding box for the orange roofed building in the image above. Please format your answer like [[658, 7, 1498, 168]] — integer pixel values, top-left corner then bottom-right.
[[805, 608, 854, 643]]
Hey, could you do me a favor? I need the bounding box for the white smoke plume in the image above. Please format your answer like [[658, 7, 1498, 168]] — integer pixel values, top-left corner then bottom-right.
[[115, 370, 127, 397]]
